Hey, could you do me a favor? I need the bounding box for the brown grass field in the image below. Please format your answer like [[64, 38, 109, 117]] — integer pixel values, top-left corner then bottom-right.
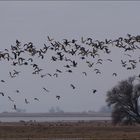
[[0, 121, 140, 140]]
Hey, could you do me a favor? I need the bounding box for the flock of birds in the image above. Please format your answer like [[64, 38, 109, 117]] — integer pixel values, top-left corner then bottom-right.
[[0, 34, 140, 111]]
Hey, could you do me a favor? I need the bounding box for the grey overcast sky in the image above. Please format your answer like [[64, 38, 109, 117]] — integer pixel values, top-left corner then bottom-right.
[[0, 1, 140, 113]]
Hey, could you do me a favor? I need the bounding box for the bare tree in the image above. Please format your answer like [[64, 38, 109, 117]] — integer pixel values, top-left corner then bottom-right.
[[106, 76, 140, 125]]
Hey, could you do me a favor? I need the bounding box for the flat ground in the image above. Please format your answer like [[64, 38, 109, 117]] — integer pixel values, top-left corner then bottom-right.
[[0, 121, 140, 140]]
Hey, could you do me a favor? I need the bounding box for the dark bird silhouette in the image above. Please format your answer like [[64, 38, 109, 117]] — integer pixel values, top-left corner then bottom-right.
[[131, 63, 136, 69], [81, 37, 86, 44], [32, 68, 43, 74], [0, 92, 4, 96], [8, 96, 14, 102], [66, 70, 72, 73], [25, 98, 29, 104], [34, 98, 39, 101], [40, 74, 47, 78], [15, 90, 20, 93], [92, 89, 97, 94], [106, 59, 112, 62], [72, 39, 77, 44], [13, 70, 21, 76], [127, 67, 132, 70], [121, 60, 127, 67], [86, 61, 94, 68], [16, 39, 21, 46], [105, 48, 111, 54], [9, 72, 16, 78], [57, 52, 64, 61], [18, 57, 25, 65], [70, 84, 76, 89], [56, 69, 62, 73], [36, 50, 44, 59], [12, 52, 18, 59], [12, 61, 18, 66], [96, 61, 102, 65], [63, 39, 70, 46], [13, 104, 17, 110], [47, 36, 54, 42], [1, 80, 5, 83], [112, 73, 117, 76], [28, 58, 33, 62], [42, 87, 50, 93], [80, 56, 85, 60], [47, 73, 52, 77], [82, 72, 87, 76], [94, 69, 101, 74], [53, 73, 58, 77], [51, 56, 57, 61], [64, 64, 71, 68], [71, 60, 77, 67], [56, 95, 61, 100], [31, 64, 38, 70]]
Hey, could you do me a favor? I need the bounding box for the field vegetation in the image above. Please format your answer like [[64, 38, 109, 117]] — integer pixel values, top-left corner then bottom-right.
[[0, 121, 140, 140]]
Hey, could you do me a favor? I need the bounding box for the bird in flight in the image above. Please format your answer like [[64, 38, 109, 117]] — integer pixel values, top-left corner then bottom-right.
[[25, 98, 30, 104], [82, 72, 87, 76], [13, 104, 17, 110], [56, 95, 61, 100], [42, 87, 50, 93], [8, 96, 14, 102], [70, 84, 76, 89], [1, 80, 5, 83], [0, 92, 4, 96], [40, 74, 47, 78], [15, 90, 20, 93], [34, 98, 39, 101], [92, 89, 97, 94], [112, 73, 117, 76]]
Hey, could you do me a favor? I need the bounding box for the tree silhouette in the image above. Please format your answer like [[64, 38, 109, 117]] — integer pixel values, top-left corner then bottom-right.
[[106, 76, 140, 125]]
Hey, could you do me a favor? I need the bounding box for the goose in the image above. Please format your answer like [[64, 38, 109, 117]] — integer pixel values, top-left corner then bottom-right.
[[70, 84, 75, 89], [0, 92, 4, 96], [1, 80, 5, 83], [92, 89, 97, 94], [112, 73, 117, 76], [42, 87, 50, 93], [82, 72, 87, 76], [8, 96, 14, 102], [34, 98, 39, 101], [13, 104, 17, 110], [25, 98, 29, 104], [56, 95, 61, 100]]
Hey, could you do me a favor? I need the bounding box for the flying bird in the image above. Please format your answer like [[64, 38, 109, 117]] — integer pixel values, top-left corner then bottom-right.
[[112, 73, 117, 76], [25, 98, 29, 104], [1, 80, 5, 83], [66, 70, 72, 73], [70, 84, 76, 89], [15, 90, 20, 93], [40, 74, 47, 78], [82, 72, 87, 76], [42, 87, 50, 93], [0, 92, 4, 96], [92, 89, 97, 94], [56, 95, 61, 100], [56, 69, 62, 73], [8, 96, 14, 102], [13, 104, 17, 110], [34, 98, 39, 101], [47, 36, 54, 42]]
